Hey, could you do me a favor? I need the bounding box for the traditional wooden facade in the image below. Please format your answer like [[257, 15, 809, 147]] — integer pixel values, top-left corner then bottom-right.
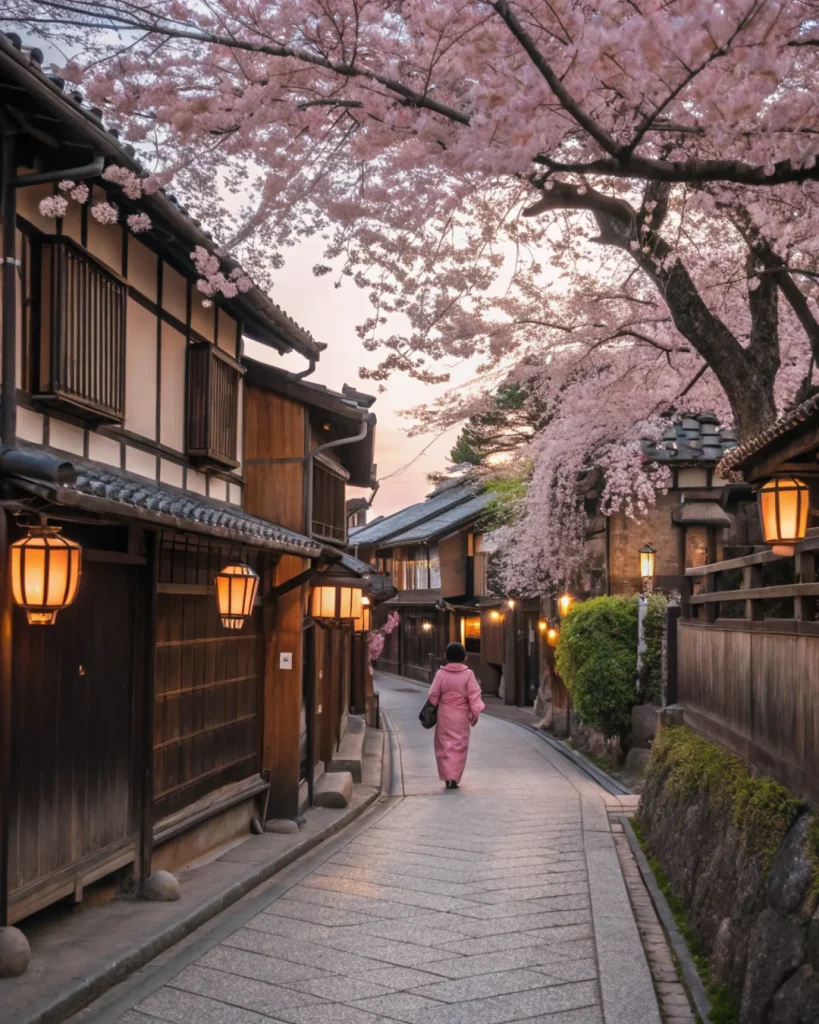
[[241, 358, 384, 816], [0, 33, 382, 935]]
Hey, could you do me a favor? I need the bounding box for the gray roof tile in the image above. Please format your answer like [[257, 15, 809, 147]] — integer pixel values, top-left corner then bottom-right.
[[641, 413, 736, 464], [348, 483, 476, 547], [385, 492, 493, 545]]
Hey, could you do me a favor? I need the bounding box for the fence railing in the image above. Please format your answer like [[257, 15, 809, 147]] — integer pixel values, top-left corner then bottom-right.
[[678, 529, 819, 806]]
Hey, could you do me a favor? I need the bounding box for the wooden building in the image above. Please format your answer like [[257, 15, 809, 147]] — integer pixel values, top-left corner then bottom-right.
[[0, 33, 382, 935], [672, 395, 819, 807], [241, 358, 384, 816]]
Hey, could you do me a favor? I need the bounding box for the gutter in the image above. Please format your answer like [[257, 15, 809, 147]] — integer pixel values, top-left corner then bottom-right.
[[304, 413, 373, 540]]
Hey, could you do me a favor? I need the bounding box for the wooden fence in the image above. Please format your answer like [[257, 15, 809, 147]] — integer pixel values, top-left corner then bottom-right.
[[680, 531, 819, 806]]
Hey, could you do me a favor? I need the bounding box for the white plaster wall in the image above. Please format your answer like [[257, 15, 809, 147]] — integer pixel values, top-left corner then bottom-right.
[[160, 459, 184, 488], [160, 323, 186, 452], [124, 299, 158, 440], [88, 432, 121, 468], [16, 407, 44, 445], [128, 236, 158, 302], [190, 293, 215, 341], [677, 468, 709, 488], [125, 446, 158, 480], [217, 310, 237, 355], [163, 264, 187, 323], [86, 187, 123, 274], [49, 419, 85, 457]]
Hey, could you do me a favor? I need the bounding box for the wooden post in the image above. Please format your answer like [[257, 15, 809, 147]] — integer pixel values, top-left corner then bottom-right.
[[0, 510, 12, 926], [137, 530, 157, 884], [743, 564, 764, 623], [794, 551, 816, 623]]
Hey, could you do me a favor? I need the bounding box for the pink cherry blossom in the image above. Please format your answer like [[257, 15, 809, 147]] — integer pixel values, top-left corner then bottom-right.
[[38, 195, 68, 219], [90, 202, 118, 225], [127, 212, 152, 234]]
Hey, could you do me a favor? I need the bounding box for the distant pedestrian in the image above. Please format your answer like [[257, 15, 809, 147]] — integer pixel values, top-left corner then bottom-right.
[[428, 642, 485, 789]]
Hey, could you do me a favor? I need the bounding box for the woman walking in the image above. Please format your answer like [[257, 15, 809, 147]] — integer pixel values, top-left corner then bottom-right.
[[428, 642, 485, 789]]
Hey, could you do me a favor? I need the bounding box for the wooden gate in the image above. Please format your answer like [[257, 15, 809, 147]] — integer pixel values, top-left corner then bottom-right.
[[8, 558, 141, 922]]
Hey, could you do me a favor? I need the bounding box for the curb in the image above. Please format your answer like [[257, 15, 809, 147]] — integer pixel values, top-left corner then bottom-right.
[[21, 755, 385, 1024], [620, 815, 712, 1023], [522, 726, 632, 797]]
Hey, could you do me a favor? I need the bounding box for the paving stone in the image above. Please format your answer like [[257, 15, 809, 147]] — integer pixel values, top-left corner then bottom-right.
[[348, 966, 448, 992], [197, 946, 331, 987], [170, 965, 323, 1014], [286, 975, 395, 1003], [275, 1003, 387, 1024], [138, 987, 275, 1024], [408, 967, 561, 1002]]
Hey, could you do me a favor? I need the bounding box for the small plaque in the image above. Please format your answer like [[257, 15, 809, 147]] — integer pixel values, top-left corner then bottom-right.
[[279, 652, 293, 670]]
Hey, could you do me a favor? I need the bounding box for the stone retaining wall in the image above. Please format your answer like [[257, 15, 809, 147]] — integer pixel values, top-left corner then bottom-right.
[[640, 752, 819, 1023]]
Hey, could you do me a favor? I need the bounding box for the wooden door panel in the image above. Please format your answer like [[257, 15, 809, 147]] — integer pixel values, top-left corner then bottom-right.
[[9, 561, 138, 895]]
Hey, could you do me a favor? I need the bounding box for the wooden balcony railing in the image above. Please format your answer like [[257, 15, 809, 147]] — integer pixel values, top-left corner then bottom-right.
[[36, 237, 126, 422], [187, 341, 244, 472]]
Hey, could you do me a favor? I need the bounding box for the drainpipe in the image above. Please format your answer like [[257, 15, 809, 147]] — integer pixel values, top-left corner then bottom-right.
[[292, 356, 317, 381]]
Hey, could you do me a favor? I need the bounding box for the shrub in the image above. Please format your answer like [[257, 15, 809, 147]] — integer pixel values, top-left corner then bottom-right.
[[555, 596, 638, 745], [640, 592, 668, 702]]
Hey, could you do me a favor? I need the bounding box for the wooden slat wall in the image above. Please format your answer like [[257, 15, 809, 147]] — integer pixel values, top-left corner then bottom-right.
[[678, 622, 819, 806], [153, 533, 263, 821], [9, 556, 138, 898], [244, 387, 306, 532], [481, 611, 504, 666], [440, 532, 467, 597]]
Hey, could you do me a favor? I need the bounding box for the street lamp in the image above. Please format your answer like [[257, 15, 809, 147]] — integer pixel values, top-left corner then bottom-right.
[[215, 562, 260, 629], [422, 620, 433, 631], [538, 620, 548, 633], [311, 583, 363, 623], [354, 595, 371, 632], [507, 598, 515, 610], [640, 544, 656, 591], [759, 476, 810, 553], [546, 627, 559, 646], [11, 525, 81, 624], [558, 593, 574, 618], [489, 610, 502, 622]]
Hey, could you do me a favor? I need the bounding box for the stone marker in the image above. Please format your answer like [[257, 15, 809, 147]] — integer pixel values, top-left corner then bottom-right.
[[264, 818, 299, 834], [139, 871, 181, 902], [0, 927, 30, 978]]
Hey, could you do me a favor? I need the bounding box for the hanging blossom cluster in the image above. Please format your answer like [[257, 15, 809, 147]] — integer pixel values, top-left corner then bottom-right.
[[368, 611, 400, 663], [191, 247, 254, 300], [37, 164, 155, 236]]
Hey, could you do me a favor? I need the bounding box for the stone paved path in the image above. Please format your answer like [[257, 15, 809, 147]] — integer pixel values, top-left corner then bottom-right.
[[116, 675, 661, 1024]]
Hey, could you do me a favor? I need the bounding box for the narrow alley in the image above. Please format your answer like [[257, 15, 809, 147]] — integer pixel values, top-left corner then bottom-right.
[[77, 675, 660, 1024]]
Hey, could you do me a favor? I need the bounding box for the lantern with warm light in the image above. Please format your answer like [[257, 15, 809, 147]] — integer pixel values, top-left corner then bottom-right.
[[558, 593, 574, 618], [311, 583, 363, 623], [490, 609, 503, 622], [640, 543, 656, 581], [759, 476, 810, 548], [216, 562, 260, 629], [354, 596, 372, 632], [422, 620, 433, 631], [547, 627, 559, 646], [11, 525, 82, 624], [507, 599, 515, 610], [538, 620, 548, 633]]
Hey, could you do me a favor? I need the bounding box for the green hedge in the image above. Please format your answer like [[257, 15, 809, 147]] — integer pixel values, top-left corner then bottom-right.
[[555, 596, 638, 743]]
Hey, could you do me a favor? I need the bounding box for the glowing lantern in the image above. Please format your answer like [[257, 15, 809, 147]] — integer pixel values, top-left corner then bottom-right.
[[11, 525, 81, 624], [558, 593, 574, 618], [547, 627, 559, 646], [490, 609, 502, 622], [422, 620, 433, 631], [640, 544, 657, 581], [216, 563, 260, 629], [354, 595, 372, 632], [507, 599, 515, 609], [759, 477, 810, 548], [538, 620, 548, 633], [311, 583, 363, 622]]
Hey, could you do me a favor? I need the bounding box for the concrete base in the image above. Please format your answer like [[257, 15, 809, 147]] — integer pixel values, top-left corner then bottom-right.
[[139, 871, 181, 902], [329, 716, 366, 782], [314, 771, 353, 808], [0, 927, 30, 978]]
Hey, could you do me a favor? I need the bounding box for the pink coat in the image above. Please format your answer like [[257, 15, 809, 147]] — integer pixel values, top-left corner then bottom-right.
[[428, 663, 486, 784]]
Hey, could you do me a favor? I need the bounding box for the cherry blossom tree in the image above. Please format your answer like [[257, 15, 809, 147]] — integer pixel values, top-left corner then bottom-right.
[[11, 0, 819, 590]]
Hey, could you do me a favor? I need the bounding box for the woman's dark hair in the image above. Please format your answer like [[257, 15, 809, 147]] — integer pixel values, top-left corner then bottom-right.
[[445, 641, 467, 663]]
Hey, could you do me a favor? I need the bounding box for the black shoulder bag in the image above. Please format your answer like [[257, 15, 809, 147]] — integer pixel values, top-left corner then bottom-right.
[[419, 698, 438, 729]]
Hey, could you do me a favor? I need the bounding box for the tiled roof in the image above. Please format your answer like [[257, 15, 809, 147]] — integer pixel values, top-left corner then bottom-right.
[[348, 484, 477, 547], [717, 393, 819, 478], [386, 492, 493, 545], [338, 552, 395, 602], [641, 413, 737, 464], [14, 455, 322, 557], [0, 32, 319, 360]]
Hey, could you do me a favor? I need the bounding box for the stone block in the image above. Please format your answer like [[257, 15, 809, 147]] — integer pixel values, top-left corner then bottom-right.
[[265, 818, 299, 834], [631, 704, 660, 748], [314, 771, 353, 808], [0, 927, 30, 978], [139, 870, 181, 902], [625, 748, 652, 776]]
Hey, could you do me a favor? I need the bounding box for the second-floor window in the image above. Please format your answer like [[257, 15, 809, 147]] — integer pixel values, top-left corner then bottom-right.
[[312, 461, 346, 542], [187, 341, 244, 471], [34, 237, 126, 422]]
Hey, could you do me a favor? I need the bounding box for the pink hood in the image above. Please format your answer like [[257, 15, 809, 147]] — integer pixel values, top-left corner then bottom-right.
[[441, 662, 470, 674]]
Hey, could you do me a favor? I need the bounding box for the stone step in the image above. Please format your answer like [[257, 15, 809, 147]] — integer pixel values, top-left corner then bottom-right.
[[314, 771, 353, 808], [329, 716, 366, 782]]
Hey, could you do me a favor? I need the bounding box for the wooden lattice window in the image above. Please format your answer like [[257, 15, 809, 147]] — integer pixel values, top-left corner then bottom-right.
[[187, 341, 244, 471], [312, 461, 347, 542], [35, 237, 126, 422]]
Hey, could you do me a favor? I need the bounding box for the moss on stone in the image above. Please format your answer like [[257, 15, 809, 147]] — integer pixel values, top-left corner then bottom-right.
[[805, 812, 819, 900]]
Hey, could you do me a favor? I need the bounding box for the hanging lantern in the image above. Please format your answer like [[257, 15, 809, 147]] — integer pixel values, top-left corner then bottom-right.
[[422, 620, 433, 631], [640, 543, 657, 580], [759, 477, 810, 547], [547, 627, 559, 646], [311, 583, 363, 623], [489, 609, 502, 622], [507, 598, 516, 610], [538, 620, 548, 633], [354, 595, 371, 632], [215, 563, 260, 629], [558, 593, 574, 618], [11, 525, 82, 625]]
